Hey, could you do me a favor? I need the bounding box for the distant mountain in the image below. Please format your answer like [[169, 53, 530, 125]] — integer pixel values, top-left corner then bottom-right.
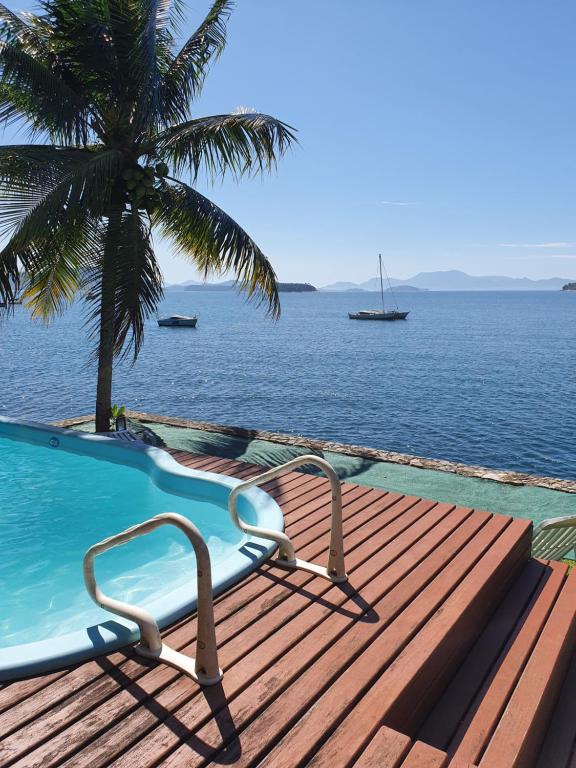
[[164, 279, 204, 289], [322, 270, 574, 292], [167, 280, 317, 293], [183, 280, 235, 291], [562, 283, 576, 291]]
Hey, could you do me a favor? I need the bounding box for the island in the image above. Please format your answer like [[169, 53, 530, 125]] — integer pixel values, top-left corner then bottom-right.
[[562, 283, 576, 291], [184, 281, 317, 293], [277, 282, 317, 292], [385, 285, 427, 292]]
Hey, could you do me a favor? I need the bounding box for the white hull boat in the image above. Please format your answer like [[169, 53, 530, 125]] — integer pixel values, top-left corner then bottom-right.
[[348, 309, 409, 320], [157, 314, 198, 327]]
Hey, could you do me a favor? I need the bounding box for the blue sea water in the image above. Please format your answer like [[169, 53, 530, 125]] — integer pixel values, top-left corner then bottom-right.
[[1, 290, 575, 480]]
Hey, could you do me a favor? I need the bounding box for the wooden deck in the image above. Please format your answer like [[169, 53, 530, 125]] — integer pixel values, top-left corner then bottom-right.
[[1, 449, 576, 768]]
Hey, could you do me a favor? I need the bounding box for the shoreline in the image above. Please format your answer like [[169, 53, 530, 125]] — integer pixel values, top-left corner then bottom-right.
[[54, 410, 576, 495]]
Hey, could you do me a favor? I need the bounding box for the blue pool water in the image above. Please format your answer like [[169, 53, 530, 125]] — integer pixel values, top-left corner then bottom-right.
[[0, 420, 282, 677], [0, 290, 575, 480]]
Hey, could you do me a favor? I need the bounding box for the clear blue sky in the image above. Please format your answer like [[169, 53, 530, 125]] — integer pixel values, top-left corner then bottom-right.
[[5, 0, 576, 285]]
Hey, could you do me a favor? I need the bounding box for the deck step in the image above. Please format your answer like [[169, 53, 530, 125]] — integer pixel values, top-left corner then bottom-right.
[[479, 568, 576, 768], [415, 561, 576, 768], [351, 726, 411, 767], [265, 516, 531, 768], [535, 644, 576, 767], [398, 742, 448, 767], [379, 518, 532, 735]]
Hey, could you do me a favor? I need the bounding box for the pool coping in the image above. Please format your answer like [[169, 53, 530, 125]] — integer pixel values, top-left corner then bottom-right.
[[55, 410, 576, 495], [0, 416, 284, 681]]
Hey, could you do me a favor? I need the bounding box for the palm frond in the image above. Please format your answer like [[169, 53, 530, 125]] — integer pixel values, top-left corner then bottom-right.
[[0, 147, 122, 244], [21, 216, 101, 319], [130, 0, 171, 132], [38, 0, 130, 126], [158, 0, 233, 124], [0, 235, 20, 304], [0, 40, 91, 142], [154, 179, 279, 318], [0, 4, 48, 55], [153, 112, 297, 181], [165, 0, 186, 36]]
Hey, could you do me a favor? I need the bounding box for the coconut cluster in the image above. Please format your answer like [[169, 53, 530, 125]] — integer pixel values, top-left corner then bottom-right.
[[122, 162, 169, 214]]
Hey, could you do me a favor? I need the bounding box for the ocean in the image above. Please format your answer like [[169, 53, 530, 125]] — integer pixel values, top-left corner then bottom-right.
[[1, 289, 575, 480]]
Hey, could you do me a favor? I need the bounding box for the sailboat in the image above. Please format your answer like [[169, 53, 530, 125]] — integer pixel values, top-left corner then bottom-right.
[[348, 255, 409, 321]]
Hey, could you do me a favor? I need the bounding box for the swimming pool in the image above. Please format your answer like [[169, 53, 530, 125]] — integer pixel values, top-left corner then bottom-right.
[[0, 417, 283, 680]]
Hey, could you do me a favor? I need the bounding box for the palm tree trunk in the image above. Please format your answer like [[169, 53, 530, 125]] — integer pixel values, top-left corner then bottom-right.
[[95, 191, 124, 433]]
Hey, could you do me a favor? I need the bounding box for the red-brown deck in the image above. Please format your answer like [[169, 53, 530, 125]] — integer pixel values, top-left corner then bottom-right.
[[1, 449, 575, 768]]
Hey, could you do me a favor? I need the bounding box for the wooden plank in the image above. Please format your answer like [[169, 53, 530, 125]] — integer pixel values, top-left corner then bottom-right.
[[0, 669, 71, 716], [352, 726, 411, 768], [165, 450, 211, 466], [276, 481, 353, 520], [260, 475, 335, 508], [285, 488, 375, 540], [70, 503, 469, 768], [479, 572, 576, 768], [400, 742, 448, 767], [446, 560, 567, 765], [269, 518, 527, 768], [535, 650, 576, 768], [177, 455, 238, 472], [2, 496, 440, 767], [283, 484, 369, 526], [447, 762, 479, 768], [260, 472, 326, 497]]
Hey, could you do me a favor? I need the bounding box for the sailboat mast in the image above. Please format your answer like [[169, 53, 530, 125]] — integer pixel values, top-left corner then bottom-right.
[[379, 254, 385, 312]]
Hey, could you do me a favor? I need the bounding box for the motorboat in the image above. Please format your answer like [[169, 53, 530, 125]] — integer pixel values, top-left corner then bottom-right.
[[157, 314, 198, 327]]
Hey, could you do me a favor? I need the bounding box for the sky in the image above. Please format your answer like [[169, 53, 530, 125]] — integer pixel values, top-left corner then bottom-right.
[[4, 0, 576, 286]]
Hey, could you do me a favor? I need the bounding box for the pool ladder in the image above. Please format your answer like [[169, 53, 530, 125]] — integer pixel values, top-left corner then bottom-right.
[[83, 513, 223, 686], [83, 455, 347, 687], [229, 454, 348, 584]]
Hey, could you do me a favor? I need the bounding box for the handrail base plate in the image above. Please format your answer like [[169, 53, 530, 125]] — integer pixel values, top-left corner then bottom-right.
[[136, 642, 223, 686], [275, 556, 348, 583]]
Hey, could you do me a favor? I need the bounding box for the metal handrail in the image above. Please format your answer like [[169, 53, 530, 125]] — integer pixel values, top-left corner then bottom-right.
[[83, 512, 222, 686], [229, 455, 347, 583]]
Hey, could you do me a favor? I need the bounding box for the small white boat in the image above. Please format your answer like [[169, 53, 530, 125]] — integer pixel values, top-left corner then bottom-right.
[[157, 314, 198, 327]]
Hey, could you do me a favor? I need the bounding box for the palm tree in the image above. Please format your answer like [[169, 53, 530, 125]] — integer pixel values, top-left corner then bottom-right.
[[0, 0, 295, 431]]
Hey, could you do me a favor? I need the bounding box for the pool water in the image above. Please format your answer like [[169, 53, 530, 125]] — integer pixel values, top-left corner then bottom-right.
[[0, 433, 248, 648]]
